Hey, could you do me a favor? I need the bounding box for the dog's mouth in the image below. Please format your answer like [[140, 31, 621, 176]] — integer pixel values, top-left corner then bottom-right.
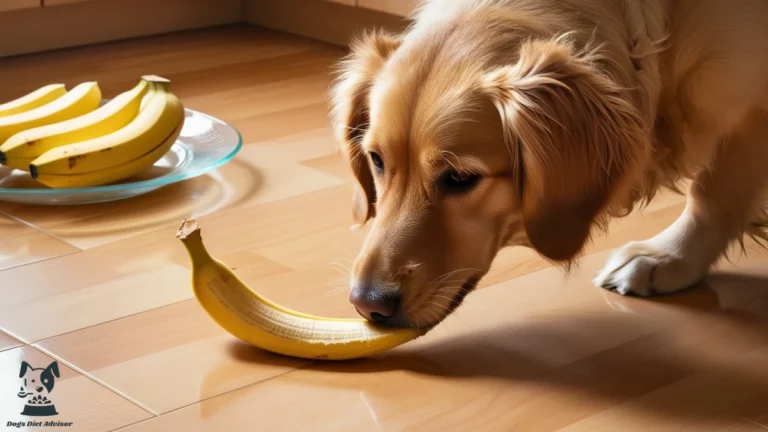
[[395, 276, 481, 330]]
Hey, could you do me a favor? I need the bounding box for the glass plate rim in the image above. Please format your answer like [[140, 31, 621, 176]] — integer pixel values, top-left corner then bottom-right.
[[0, 109, 242, 195]]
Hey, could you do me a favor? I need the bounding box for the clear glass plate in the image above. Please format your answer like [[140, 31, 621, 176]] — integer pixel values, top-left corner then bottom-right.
[[0, 108, 242, 205]]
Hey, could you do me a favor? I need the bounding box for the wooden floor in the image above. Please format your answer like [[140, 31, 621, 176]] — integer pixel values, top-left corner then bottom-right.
[[2, 24, 768, 432]]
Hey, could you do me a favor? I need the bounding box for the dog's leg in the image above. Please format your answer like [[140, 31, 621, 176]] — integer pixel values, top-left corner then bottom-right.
[[595, 114, 768, 296]]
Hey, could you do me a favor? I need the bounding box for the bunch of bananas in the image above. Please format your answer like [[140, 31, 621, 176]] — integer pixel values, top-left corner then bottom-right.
[[0, 75, 185, 188]]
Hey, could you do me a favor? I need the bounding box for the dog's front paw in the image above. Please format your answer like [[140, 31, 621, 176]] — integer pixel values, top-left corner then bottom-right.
[[594, 241, 705, 296]]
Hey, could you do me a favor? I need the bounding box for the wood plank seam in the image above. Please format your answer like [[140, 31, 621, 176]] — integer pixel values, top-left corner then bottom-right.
[[0, 209, 83, 252], [742, 418, 768, 430], [1, 327, 28, 344], [33, 343, 160, 417], [148, 362, 316, 416], [28, 297, 196, 345]]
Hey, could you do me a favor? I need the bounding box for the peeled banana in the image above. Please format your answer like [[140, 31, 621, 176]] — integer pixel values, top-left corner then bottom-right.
[[0, 82, 101, 145], [0, 84, 67, 118], [30, 76, 184, 176], [0, 79, 151, 170], [176, 219, 424, 360]]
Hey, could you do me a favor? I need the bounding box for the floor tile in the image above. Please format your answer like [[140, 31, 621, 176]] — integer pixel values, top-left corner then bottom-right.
[[0, 331, 22, 352], [0, 185, 359, 343], [237, 103, 333, 144], [400, 256, 768, 431], [160, 43, 340, 100], [0, 346, 152, 430], [0, 213, 78, 271], [302, 153, 354, 179], [33, 264, 393, 416], [116, 244, 768, 432], [0, 26, 329, 103], [261, 128, 341, 162], [181, 74, 334, 124], [37, 301, 308, 415], [0, 145, 342, 250], [0, 235, 289, 342]]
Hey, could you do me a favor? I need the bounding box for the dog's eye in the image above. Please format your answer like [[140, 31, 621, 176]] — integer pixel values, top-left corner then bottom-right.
[[369, 152, 384, 174], [439, 170, 481, 194]]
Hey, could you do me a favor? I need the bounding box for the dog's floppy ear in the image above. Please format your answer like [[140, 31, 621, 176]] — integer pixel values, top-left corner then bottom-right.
[[19, 361, 31, 378], [41, 361, 59, 392], [331, 29, 402, 225], [482, 36, 649, 261], [45, 361, 60, 378]]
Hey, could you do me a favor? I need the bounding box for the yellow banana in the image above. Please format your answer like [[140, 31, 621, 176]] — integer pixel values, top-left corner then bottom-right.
[[0, 79, 150, 170], [30, 119, 182, 189], [0, 84, 67, 117], [29, 76, 184, 175], [175, 218, 424, 360], [0, 82, 101, 146]]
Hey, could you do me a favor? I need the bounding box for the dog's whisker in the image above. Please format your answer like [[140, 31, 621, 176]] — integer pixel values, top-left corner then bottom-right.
[[431, 291, 462, 299], [430, 268, 481, 284], [315, 285, 350, 304], [327, 262, 350, 271], [327, 261, 352, 273], [428, 279, 467, 285], [334, 243, 357, 261], [432, 294, 462, 305], [411, 314, 428, 331], [327, 267, 350, 276], [331, 257, 354, 264], [432, 286, 465, 294], [328, 266, 351, 278], [432, 269, 469, 283], [426, 300, 452, 313], [326, 285, 349, 295], [423, 306, 446, 327], [409, 284, 463, 309]]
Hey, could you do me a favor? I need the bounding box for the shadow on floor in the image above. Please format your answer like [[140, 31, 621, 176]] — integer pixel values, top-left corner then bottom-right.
[[226, 271, 768, 423]]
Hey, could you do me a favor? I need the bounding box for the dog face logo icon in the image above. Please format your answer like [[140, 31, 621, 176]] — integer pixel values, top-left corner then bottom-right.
[[17, 361, 60, 417]]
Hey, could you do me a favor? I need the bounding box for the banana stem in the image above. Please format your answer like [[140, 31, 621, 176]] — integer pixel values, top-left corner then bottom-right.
[[141, 75, 172, 92], [176, 218, 213, 269]]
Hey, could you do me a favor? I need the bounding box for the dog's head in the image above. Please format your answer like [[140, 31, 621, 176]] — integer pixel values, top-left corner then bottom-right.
[[331, 14, 650, 328], [18, 361, 59, 402]]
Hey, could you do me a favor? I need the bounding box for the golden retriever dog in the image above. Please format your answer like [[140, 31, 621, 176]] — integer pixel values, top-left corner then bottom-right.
[[330, 0, 768, 328]]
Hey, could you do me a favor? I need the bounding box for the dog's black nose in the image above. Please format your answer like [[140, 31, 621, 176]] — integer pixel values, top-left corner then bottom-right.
[[35, 386, 44, 392], [349, 285, 399, 323]]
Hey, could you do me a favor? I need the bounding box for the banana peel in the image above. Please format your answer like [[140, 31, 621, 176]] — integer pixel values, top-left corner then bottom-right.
[[176, 218, 424, 360]]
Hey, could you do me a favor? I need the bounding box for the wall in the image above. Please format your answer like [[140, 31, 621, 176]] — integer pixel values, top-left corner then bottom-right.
[[0, 0, 242, 57], [242, 0, 410, 48], [0, 0, 412, 58]]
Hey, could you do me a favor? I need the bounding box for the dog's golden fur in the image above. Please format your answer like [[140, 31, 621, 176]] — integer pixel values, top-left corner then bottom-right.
[[331, 0, 768, 328]]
